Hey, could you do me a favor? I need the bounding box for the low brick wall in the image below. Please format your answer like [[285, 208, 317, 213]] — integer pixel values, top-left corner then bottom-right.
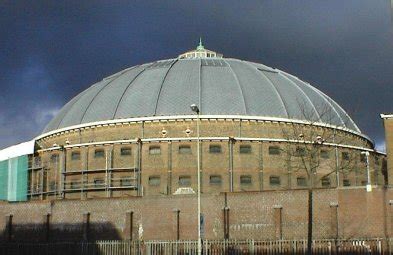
[[0, 187, 391, 242]]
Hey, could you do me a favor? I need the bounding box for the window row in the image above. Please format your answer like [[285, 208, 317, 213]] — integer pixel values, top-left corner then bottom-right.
[[66, 146, 371, 162], [58, 175, 358, 190], [70, 147, 133, 160], [143, 175, 334, 188]]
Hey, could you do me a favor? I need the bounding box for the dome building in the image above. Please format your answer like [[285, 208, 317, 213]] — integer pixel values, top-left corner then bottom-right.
[[0, 42, 388, 243], [28, 41, 384, 201]]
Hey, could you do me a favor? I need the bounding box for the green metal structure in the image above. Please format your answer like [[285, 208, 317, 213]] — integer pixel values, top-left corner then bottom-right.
[[0, 155, 28, 202]]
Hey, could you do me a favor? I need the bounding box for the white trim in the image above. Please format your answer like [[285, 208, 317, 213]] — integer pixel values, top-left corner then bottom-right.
[[36, 136, 385, 156], [381, 114, 393, 119], [0, 140, 35, 161], [36, 115, 372, 142]]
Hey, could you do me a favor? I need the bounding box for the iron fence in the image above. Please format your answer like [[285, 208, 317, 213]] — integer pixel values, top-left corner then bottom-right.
[[0, 238, 390, 255]]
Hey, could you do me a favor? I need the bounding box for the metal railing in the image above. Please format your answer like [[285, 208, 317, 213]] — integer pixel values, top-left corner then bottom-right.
[[0, 238, 388, 255]]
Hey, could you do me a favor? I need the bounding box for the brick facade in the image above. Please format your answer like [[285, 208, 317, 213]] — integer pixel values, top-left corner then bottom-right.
[[31, 118, 385, 201]]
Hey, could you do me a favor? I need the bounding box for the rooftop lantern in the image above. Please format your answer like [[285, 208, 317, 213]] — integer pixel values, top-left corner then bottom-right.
[[178, 38, 223, 59]]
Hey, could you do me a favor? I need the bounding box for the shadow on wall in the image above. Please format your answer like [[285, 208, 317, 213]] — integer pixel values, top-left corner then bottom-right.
[[1, 219, 123, 242]]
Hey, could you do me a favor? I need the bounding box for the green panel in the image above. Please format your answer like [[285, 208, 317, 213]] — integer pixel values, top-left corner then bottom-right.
[[7, 155, 28, 202], [0, 160, 8, 200]]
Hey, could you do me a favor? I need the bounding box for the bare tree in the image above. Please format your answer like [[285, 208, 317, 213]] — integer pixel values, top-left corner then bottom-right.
[[280, 100, 359, 254]]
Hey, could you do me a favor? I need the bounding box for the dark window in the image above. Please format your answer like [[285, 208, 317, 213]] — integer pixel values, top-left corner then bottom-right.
[[179, 145, 192, 154], [179, 176, 191, 187], [149, 176, 161, 186], [240, 175, 252, 185], [342, 152, 349, 161], [210, 175, 222, 185], [343, 179, 351, 186], [120, 176, 132, 187], [94, 149, 105, 158], [320, 150, 329, 159], [321, 177, 331, 187], [375, 157, 380, 165], [297, 177, 307, 187], [49, 181, 56, 191], [70, 180, 80, 189], [94, 178, 105, 187], [268, 146, 281, 155], [361, 180, 368, 186], [51, 154, 59, 163], [269, 176, 281, 186], [121, 147, 132, 156], [149, 146, 161, 155], [239, 145, 252, 154], [71, 152, 80, 160], [34, 156, 42, 167], [295, 147, 306, 157], [209, 145, 222, 154], [360, 154, 367, 163]]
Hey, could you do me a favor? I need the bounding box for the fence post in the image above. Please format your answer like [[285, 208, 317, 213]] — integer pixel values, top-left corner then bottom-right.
[[125, 211, 133, 241], [5, 214, 13, 242], [223, 206, 230, 239], [273, 205, 283, 240], [83, 212, 90, 242], [43, 213, 51, 242], [249, 239, 255, 254], [173, 209, 180, 240], [378, 239, 382, 255], [329, 202, 339, 255]]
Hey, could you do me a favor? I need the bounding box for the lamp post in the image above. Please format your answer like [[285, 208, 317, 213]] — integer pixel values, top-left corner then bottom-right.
[[361, 151, 372, 192], [190, 104, 201, 255]]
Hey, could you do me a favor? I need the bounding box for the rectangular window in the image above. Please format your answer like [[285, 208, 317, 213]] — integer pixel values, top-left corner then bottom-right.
[[321, 177, 331, 187], [239, 145, 252, 154], [268, 146, 281, 155], [360, 154, 367, 163], [51, 154, 59, 163], [375, 156, 380, 165], [94, 149, 105, 158], [343, 179, 351, 186], [179, 145, 192, 154], [240, 175, 252, 185], [149, 146, 161, 155], [209, 175, 222, 185], [320, 150, 329, 159], [71, 152, 80, 160], [120, 176, 132, 187], [49, 181, 56, 191], [94, 178, 105, 188], [121, 147, 132, 156], [269, 176, 281, 186], [297, 177, 307, 187], [209, 145, 222, 154], [295, 147, 306, 157], [70, 180, 80, 189], [342, 152, 349, 161], [149, 176, 161, 186], [179, 176, 191, 187]]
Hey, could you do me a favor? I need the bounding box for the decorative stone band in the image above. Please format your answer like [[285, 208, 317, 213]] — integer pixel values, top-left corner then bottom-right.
[[35, 115, 372, 144], [36, 135, 385, 156]]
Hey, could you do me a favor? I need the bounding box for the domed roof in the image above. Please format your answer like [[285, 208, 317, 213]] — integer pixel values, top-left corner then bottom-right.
[[43, 46, 360, 134]]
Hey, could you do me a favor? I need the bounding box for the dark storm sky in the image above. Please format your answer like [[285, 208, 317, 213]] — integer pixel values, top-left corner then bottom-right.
[[0, 1, 392, 150]]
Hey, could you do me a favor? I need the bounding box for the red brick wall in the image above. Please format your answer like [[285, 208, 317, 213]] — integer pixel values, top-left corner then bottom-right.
[[0, 188, 391, 241]]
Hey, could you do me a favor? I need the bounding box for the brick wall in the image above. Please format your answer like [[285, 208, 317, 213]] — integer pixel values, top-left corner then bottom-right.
[[1, 188, 392, 242]]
